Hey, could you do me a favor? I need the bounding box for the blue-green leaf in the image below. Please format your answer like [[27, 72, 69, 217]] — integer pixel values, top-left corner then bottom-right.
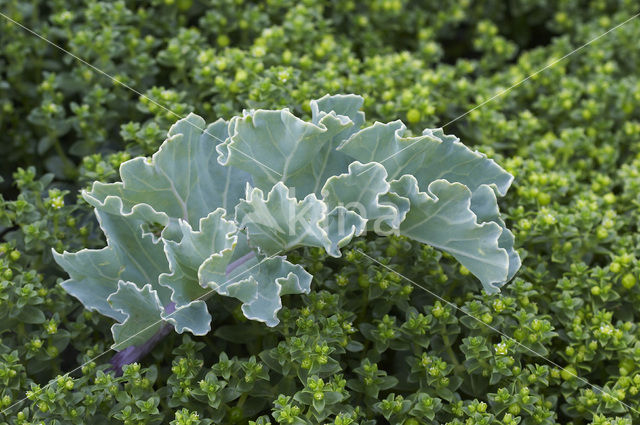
[[284, 94, 365, 197], [75, 195, 172, 303], [53, 95, 520, 355], [389, 175, 510, 293], [158, 209, 238, 335], [53, 247, 127, 321], [470, 185, 521, 282], [201, 255, 312, 327], [235, 182, 332, 255], [321, 161, 407, 229], [323, 206, 367, 257], [218, 108, 351, 193], [338, 121, 513, 195], [88, 114, 250, 226], [108, 281, 165, 349]]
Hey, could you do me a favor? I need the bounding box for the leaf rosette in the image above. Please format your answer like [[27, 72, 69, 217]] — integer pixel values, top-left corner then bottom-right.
[[54, 94, 520, 352]]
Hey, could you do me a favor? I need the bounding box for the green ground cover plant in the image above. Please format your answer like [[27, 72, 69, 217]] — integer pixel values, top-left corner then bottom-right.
[[1, 0, 640, 424]]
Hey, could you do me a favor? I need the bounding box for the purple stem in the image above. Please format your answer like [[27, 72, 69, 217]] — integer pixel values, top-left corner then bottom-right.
[[225, 251, 257, 276], [108, 322, 174, 376], [108, 251, 257, 375]]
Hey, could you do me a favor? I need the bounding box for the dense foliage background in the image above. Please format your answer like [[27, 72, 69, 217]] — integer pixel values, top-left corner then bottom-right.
[[1, 0, 640, 423]]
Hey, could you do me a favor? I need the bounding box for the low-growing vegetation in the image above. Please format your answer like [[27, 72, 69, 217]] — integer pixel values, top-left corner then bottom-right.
[[1, 0, 640, 424]]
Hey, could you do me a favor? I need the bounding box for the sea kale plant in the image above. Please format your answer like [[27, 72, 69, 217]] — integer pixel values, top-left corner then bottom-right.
[[53, 94, 519, 368]]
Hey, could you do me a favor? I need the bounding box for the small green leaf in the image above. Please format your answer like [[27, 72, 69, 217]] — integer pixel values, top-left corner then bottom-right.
[[16, 306, 46, 324]]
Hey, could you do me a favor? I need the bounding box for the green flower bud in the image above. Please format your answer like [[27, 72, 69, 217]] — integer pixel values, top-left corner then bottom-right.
[[622, 273, 636, 289], [358, 275, 369, 288], [406, 109, 421, 124], [561, 366, 577, 381], [9, 250, 20, 262]]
